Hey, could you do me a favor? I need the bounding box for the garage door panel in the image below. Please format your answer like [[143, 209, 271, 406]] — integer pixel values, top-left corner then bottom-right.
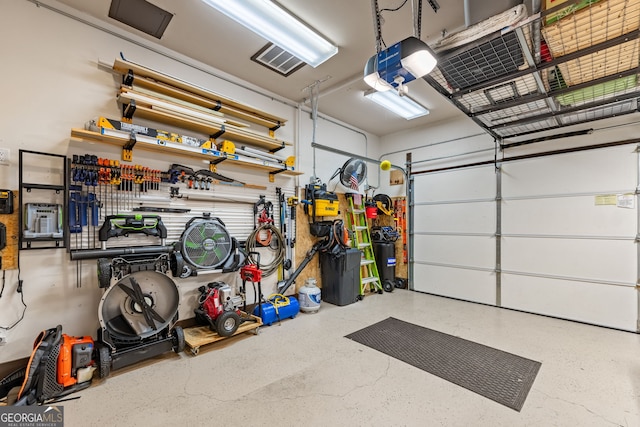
[[412, 143, 637, 330], [414, 203, 495, 234], [502, 146, 635, 197], [502, 197, 635, 236], [413, 264, 495, 305], [414, 235, 495, 269], [502, 238, 636, 284], [413, 166, 496, 202], [501, 274, 636, 331]]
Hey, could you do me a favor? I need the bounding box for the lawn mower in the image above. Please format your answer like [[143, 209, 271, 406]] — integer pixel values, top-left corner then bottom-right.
[[94, 270, 185, 378]]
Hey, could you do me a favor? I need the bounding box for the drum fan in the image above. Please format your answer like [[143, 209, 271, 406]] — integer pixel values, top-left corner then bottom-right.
[[335, 158, 367, 190], [171, 215, 235, 278]]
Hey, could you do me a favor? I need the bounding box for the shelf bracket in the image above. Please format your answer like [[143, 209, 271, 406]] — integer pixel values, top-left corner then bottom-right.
[[122, 99, 137, 123], [269, 121, 282, 134], [268, 168, 287, 182], [210, 125, 226, 140], [122, 132, 136, 162], [123, 69, 135, 86], [269, 142, 286, 154], [211, 100, 222, 111], [209, 158, 226, 167]]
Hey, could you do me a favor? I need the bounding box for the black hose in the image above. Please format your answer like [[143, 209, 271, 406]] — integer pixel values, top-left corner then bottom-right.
[[246, 224, 285, 276]]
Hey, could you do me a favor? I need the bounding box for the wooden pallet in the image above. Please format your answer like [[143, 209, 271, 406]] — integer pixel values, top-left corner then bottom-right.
[[184, 313, 262, 355]]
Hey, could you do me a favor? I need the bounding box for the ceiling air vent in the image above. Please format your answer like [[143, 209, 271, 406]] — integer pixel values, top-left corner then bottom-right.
[[251, 43, 306, 77], [108, 0, 173, 39]]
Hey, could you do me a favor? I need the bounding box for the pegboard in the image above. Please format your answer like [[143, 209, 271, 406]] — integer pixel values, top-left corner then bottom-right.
[[0, 190, 19, 270]]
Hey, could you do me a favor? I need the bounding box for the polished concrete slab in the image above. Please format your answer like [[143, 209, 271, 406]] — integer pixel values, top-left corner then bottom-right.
[[61, 290, 640, 426]]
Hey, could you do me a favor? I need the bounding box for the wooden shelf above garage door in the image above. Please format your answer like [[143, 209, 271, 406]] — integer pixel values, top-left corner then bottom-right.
[[113, 57, 287, 131]]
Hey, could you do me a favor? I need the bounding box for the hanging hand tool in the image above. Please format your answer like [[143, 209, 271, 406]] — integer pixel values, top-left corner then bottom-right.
[[69, 191, 82, 233]]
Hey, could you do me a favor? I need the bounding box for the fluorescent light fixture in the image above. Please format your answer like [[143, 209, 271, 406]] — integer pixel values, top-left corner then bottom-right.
[[364, 90, 430, 120], [201, 0, 338, 67], [364, 36, 437, 91]]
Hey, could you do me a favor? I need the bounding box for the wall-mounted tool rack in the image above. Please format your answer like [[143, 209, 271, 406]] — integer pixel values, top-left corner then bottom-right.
[[19, 150, 67, 250], [71, 56, 302, 183], [70, 127, 300, 181]]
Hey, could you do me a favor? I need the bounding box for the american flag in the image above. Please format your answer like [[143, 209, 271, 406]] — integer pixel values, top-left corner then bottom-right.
[[350, 171, 362, 205]]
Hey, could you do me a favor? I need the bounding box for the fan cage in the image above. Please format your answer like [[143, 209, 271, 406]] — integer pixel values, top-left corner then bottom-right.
[[181, 219, 233, 269], [339, 159, 367, 188]]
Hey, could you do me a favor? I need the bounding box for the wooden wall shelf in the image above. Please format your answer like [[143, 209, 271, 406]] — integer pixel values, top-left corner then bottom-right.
[[70, 128, 302, 178]]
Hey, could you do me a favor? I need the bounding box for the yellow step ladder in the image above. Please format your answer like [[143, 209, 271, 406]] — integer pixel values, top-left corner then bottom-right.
[[346, 194, 382, 296]]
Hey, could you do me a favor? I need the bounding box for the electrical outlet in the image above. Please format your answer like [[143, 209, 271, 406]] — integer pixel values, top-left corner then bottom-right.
[[0, 330, 6, 346], [0, 148, 9, 166]]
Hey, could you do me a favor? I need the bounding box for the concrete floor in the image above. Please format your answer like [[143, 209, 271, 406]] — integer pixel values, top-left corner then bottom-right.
[[61, 290, 640, 427]]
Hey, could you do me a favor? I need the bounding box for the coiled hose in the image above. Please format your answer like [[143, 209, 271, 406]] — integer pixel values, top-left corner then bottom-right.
[[246, 223, 286, 277]]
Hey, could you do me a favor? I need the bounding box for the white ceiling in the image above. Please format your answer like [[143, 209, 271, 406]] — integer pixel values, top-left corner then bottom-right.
[[52, 0, 474, 137]]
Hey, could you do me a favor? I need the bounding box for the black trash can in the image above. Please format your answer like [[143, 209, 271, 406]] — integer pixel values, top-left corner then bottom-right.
[[320, 248, 361, 306], [373, 240, 396, 291]]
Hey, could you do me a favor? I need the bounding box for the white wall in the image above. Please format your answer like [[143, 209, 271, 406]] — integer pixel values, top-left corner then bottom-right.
[[375, 116, 493, 197], [0, 0, 378, 363]]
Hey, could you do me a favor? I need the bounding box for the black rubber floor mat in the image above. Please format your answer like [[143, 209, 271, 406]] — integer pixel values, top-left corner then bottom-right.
[[345, 317, 541, 411]]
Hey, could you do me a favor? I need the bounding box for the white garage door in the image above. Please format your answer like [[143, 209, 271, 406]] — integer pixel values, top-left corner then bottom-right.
[[412, 165, 497, 305], [412, 145, 638, 331]]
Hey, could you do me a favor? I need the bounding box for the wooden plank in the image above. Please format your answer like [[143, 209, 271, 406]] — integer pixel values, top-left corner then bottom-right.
[[542, 0, 640, 57], [0, 195, 19, 270], [125, 84, 248, 128], [118, 88, 290, 151], [557, 39, 639, 85], [130, 77, 281, 129], [184, 313, 262, 355], [390, 169, 404, 185], [127, 104, 290, 152], [212, 179, 268, 191], [113, 57, 287, 127]]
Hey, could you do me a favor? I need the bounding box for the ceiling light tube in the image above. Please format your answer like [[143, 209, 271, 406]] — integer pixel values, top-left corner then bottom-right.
[[201, 0, 338, 67], [364, 90, 430, 120]]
